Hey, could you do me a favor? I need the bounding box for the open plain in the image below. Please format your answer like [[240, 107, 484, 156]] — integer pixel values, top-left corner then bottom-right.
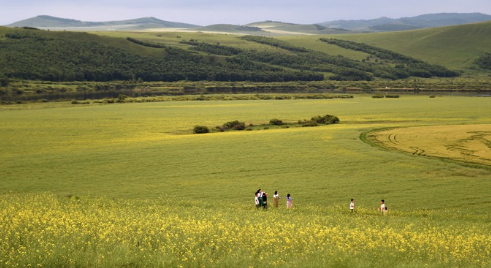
[[2, 95, 491, 267]]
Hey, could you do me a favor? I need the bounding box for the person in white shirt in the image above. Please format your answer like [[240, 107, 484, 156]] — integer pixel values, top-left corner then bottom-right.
[[378, 199, 387, 215], [350, 199, 355, 212], [273, 191, 280, 208]]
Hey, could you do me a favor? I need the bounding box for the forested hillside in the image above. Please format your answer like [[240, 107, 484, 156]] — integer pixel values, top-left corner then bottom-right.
[[0, 27, 321, 82], [0, 26, 462, 84]]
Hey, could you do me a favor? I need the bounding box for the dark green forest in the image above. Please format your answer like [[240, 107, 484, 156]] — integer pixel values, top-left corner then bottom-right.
[[475, 52, 491, 70], [0, 29, 321, 83]]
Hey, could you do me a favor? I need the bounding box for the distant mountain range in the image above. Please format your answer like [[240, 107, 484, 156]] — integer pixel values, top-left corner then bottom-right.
[[319, 13, 491, 32], [7, 15, 200, 30], [6, 13, 491, 34]]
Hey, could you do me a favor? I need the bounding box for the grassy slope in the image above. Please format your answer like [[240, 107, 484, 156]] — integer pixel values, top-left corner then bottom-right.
[[1, 96, 491, 214], [317, 21, 491, 70], [91, 21, 491, 72], [93, 31, 286, 54], [278, 35, 371, 60]]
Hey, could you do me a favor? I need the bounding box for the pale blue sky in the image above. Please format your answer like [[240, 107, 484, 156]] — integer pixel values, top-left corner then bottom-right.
[[1, 0, 490, 25]]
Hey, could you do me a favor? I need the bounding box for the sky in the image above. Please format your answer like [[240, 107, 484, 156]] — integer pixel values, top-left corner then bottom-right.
[[1, 0, 490, 26]]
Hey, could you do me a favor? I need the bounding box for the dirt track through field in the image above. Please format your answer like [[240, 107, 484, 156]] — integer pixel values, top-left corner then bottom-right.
[[368, 124, 491, 166]]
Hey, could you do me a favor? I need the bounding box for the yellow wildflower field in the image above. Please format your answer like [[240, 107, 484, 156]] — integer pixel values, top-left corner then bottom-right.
[[2, 96, 491, 267], [1, 193, 491, 267]]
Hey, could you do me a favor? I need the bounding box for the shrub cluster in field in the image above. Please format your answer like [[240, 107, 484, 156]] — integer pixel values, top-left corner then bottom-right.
[[299, 114, 340, 127], [194, 115, 340, 134], [2, 193, 491, 268]]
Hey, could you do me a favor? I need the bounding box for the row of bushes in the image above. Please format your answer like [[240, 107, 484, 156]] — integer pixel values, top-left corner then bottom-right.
[[193, 115, 340, 134], [194, 120, 247, 134], [298, 114, 340, 127]]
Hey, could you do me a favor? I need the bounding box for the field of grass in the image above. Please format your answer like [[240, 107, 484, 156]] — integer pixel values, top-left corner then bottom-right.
[[370, 124, 491, 166], [2, 95, 491, 267]]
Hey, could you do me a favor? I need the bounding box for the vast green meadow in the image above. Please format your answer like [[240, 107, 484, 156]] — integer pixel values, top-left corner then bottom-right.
[[2, 95, 491, 267]]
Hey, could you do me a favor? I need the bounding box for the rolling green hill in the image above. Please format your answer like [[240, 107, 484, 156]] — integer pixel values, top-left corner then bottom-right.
[[1, 20, 490, 87], [327, 21, 491, 70], [280, 20, 491, 71], [0, 25, 462, 85]]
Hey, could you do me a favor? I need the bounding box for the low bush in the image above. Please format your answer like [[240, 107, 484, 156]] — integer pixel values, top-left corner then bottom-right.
[[269, 118, 284, 125], [193, 125, 210, 134], [311, 114, 340, 124], [71, 100, 90, 105], [223, 120, 246, 130], [215, 126, 225, 132], [385, 95, 400, 98], [300, 120, 319, 127]]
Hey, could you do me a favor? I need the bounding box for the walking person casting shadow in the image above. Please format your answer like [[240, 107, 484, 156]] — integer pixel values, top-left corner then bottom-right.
[[378, 199, 388, 215], [286, 194, 292, 209]]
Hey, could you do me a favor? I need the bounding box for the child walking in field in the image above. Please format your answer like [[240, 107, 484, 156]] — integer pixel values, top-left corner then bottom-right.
[[350, 199, 355, 212], [258, 189, 264, 208], [378, 199, 387, 215], [262, 192, 268, 209], [273, 191, 280, 208], [286, 194, 292, 209]]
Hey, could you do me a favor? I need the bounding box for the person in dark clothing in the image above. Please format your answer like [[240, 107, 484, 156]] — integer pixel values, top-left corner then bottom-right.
[[262, 192, 268, 209]]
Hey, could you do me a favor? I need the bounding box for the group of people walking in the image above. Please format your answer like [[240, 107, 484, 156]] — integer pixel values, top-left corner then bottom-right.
[[255, 190, 387, 214], [255, 189, 292, 209]]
